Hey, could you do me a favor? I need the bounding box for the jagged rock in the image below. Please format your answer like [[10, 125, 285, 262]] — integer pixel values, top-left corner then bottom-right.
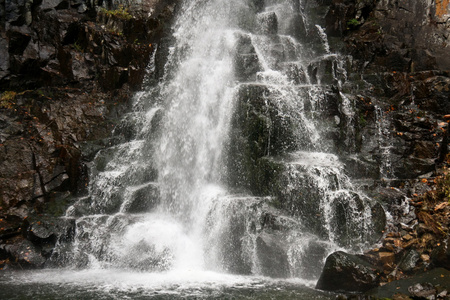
[[316, 251, 380, 292], [0, 0, 177, 270]]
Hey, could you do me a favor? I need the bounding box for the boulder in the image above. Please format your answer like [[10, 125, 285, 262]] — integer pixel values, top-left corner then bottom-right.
[[316, 251, 380, 292], [5, 239, 46, 267]]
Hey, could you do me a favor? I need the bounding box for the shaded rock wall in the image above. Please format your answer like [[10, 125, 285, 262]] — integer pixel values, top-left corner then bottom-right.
[[317, 0, 450, 294], [326, 0, 450, 182], [0, 0, 177, 268]]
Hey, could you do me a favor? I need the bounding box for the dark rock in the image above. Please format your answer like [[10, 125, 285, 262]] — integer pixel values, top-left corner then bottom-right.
[[415, 76, 450, 113], [431, 237, 450, 270], [206, 204, 252, 275], [41, 0, 69, 11], [257, 12, 278, 35], [26, 221, 56, 245], [286, 13, 307, 41], [7, 239, 46, 267], [122, 183, 160, 213], [408, 282, 437, 299], [325, 2, 355, 37], [368, 268, 450, 299], [399, 249, 421, 273], [393, 157, 436, 179], [233, 34, 261, 81], [227, 83, 298, 193], [293, 239, 331, 279], [316, 251, 379, 292], [255, 232, 289, 278], [0, 215, 23, 241], [370, 202, 387, 243], [0, 0, 177, 269]]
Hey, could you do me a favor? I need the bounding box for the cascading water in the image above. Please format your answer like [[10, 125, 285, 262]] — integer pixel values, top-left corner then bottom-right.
[[37, 0, 385, 294]]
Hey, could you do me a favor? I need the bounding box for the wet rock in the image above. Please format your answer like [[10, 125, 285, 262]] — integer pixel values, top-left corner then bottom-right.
[[255, 232, 289, 278], [415, 76, 450, 113], [6, 239, 46, 267], [431, 237, 450, 270], [368, 268, 450, 299], [234, 34, 261, 81], [316, 251, 379, 292], [0, 0, 178, 270], [26, 221, 56, 245], [371, 202, 387, 242], [121, 183, 160, 214], [399, 249, 421, 274], [408, 282, 437, 299], [208, 205, 252, 275], [378, 251, 395, 266], [0, 215, 23, 240], [227, 83, 298, 193], [40, 0, 70, 11], [294, 239, 331, 280], [257, 12, 278, 35]]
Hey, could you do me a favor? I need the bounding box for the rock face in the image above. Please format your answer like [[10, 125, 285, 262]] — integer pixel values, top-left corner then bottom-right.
[[0, 0, 177, 268], [0, 0, 449, 292], [327, 0, 450, 183], [317, 0, 450, 293]]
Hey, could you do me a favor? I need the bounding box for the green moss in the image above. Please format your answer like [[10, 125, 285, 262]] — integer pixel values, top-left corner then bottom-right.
[[347, 18, 360, 26], [0, 91, 16, 109], [359, 114, 367, 127], [347, 18, 361, 30], [99, 5, 133, 20], [73, 41, 84, 52]]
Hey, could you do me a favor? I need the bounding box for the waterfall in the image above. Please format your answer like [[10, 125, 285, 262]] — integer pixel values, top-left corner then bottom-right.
[[50, 0, 382, 282]]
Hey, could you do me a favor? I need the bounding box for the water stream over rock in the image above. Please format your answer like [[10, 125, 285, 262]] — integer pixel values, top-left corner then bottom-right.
[[9, 0, 387, 296]]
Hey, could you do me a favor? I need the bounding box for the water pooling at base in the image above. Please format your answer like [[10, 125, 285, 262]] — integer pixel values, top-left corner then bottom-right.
[[0, 269, 336, 299], [35, 0, 384, 292]]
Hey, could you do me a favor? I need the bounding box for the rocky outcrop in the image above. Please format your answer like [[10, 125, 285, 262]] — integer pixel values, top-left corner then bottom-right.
[[317, 0, 450, 294], [0, 0, 178, 269], [327, 0, 450, 182]]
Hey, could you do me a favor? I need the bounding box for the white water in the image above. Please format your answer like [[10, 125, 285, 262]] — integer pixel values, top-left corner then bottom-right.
[[45, 0, 380, 292]]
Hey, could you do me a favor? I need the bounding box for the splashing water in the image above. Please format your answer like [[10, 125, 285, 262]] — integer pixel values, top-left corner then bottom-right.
[[45, 0, 382, 290]]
